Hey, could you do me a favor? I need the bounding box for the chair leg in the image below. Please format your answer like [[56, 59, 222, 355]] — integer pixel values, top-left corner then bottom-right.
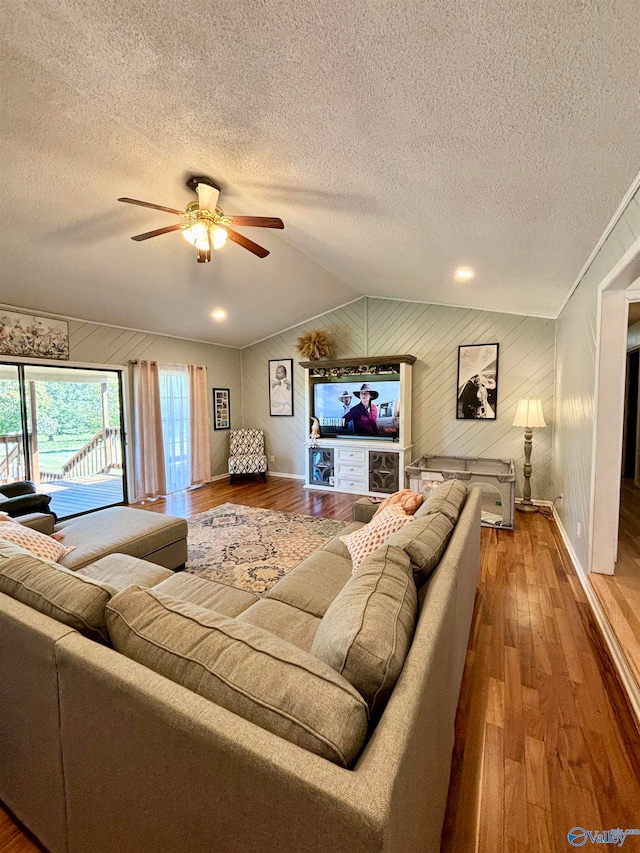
[[261, 472, 267, 483], [230, 475, 235, 485]]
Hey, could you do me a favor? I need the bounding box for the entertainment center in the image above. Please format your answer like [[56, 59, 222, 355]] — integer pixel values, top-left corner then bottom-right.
[[300, 354, 416, 497]]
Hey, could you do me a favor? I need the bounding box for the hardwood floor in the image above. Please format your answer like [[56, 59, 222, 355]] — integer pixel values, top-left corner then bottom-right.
[[591, 478, 640, 688], [2, 479, 640, 852]]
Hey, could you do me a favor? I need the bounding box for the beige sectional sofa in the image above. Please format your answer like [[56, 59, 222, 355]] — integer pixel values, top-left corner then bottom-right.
[[0, 483, 481, 853]]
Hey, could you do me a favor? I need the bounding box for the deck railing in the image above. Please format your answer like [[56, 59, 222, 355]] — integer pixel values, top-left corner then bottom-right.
[[0, 428, 122, 484], [0, 433, 25, 483], [59, 427, 122, 480]]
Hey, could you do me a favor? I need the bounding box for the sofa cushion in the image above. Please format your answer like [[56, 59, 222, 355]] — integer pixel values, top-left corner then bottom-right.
[[321, 521, 364, 559], [77, 554, 174, 592], [311, 544, 417, 713], [238, 599, 321, 652], [106, 585, 368, 767], [0, 541, 115, 642], [55, 507, 187, 570], [265, 550, 352, 617], [415, 479, 467, 524], [152, 573, 259, 617], [385, 512, 454, 586]]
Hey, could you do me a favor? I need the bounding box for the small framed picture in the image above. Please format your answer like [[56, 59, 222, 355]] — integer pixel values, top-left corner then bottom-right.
[[213, 388, 230, 430], [456, 343, 499, 420], [269, 359, 294, 417]]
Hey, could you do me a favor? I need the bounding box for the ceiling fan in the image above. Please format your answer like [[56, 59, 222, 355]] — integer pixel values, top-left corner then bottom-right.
[[118, 177, 284, 263]]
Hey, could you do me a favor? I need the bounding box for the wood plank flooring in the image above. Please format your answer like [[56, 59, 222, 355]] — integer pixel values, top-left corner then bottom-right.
[[2, 479, 640, 852], [591, 478, 640, 689]]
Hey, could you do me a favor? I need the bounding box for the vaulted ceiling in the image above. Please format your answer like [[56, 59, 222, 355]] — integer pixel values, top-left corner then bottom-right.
[[1, 1, 639, 347]]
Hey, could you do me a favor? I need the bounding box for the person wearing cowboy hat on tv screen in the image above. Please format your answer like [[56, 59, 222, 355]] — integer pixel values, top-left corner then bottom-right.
[[344, 383, 379, 435]]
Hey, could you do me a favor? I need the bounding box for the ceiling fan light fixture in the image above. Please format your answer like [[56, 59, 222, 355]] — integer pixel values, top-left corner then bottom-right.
[[183, 221, 210, 250], [212, 227, 227, 251]]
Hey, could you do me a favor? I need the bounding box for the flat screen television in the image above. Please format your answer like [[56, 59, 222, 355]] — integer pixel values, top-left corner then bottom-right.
[[312, 374, 401, 440]]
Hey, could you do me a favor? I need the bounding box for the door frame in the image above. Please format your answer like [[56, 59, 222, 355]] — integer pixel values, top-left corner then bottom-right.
[[589, 238, 640, 575], [0, 357, 130, 515]]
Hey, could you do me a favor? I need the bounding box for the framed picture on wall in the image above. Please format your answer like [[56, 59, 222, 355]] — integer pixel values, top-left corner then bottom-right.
[[213, 388, 230, 430], [269, 359, 294, 416], [456, 343, 499, 420]]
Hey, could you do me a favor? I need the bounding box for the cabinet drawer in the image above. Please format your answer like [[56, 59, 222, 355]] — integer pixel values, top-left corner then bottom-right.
[[336, 475, 366, 491], [337, 448, 365, 463], [337, 461, 365, 478]]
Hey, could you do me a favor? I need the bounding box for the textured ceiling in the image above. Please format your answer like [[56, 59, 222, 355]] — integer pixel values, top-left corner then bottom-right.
[[1, 1, 639, 347]]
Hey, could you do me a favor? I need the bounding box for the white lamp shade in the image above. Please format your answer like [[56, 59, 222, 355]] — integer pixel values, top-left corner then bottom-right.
[[513, 398, 546, 428]]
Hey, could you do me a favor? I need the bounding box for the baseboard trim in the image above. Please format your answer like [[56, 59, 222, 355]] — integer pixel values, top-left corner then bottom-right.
[[211, 471, 305, 482], [553, 507, 640, 728]]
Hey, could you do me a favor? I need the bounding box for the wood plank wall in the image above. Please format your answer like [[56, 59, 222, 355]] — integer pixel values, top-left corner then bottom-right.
[[241, 297, 556, 499], [554, 185, 640, 571], [0, 315, 244, 481]]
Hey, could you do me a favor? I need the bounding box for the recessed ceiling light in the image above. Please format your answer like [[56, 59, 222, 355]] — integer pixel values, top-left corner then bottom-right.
[[454, 267, 474, 281], [211, 309, 227, 321]]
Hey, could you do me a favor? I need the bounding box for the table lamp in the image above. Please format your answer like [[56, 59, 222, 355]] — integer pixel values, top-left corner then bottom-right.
[[513, 398, 546, 513]]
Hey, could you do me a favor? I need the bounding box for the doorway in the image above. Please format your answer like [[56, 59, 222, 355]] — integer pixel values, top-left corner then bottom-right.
[[0, 363, 127, 518]]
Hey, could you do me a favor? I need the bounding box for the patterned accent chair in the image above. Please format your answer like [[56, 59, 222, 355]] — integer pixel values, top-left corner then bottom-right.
[[228, 429, 268, 484]]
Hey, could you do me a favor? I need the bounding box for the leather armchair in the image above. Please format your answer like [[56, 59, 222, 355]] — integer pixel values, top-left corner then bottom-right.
[[0, 481, 56, 521]]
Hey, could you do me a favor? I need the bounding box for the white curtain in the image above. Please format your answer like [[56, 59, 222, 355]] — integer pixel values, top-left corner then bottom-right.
[[159, 364, 191, 494], [188, 364, 212, 485], [133, 361, 167, 501]]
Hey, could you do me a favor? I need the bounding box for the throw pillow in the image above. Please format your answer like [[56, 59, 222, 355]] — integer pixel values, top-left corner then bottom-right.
[[373, 488, 424, 517], [0, 519, 73, 562], [341, 505, 415, 571]]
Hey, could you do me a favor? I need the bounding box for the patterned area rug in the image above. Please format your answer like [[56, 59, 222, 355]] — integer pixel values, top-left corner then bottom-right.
[[185, 503, 347, 595]]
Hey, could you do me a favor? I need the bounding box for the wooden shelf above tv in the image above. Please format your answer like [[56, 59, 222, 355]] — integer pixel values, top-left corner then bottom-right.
[[298, 354, 416, 369]]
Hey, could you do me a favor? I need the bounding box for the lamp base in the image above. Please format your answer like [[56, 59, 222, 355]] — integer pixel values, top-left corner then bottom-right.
[[517, 500, 539, 513]]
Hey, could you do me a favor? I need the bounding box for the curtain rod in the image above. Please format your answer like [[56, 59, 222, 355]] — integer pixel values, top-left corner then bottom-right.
[[128, 360, 206, 369]]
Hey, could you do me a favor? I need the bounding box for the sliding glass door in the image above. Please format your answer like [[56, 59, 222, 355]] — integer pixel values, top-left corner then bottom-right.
[[0, 363, 126, 519], [0, 364, 27, 482]]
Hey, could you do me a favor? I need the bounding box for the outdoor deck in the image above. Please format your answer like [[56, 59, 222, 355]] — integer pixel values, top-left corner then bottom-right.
[[42, 473, 125, 519]]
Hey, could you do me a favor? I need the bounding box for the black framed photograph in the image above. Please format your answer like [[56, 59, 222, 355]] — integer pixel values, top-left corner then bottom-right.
[[456, 343, 499, 420], [269, 359, 294, 416], [213, 388, 230, 430]]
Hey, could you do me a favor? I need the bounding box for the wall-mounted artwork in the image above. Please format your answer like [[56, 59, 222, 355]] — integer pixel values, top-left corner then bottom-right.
[[213, 388, 230, 430], [269, 359, 294, 416], [0, 310, 69, 360], [457, 343, 499, 420]]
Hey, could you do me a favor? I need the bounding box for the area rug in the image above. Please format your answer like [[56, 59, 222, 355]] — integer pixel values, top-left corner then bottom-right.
[[185, 503, 347, 595]]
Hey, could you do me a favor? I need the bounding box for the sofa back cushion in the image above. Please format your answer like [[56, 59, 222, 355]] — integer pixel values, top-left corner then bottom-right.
[[384, 512, 454, 587], [311, 545, 417, 713], [0, 541, 115, 642], [105, 585, 369, 768], [415, 478, 467, 524]]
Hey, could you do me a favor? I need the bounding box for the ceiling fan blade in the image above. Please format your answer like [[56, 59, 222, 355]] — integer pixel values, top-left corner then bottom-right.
[[118, 198, 184, 216], [131, 224, 187, 241], [226, 216, 284, 229], [197, 182, 220, 214], [220, 226, 269, 258]]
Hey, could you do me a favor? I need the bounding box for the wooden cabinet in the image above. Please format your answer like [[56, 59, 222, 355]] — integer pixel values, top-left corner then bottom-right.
[[301, 354, 415, 498], [305, 442, 410, 497]]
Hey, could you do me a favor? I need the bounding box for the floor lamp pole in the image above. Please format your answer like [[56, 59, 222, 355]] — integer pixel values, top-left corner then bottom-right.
[[519, 426, 537, 512]]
